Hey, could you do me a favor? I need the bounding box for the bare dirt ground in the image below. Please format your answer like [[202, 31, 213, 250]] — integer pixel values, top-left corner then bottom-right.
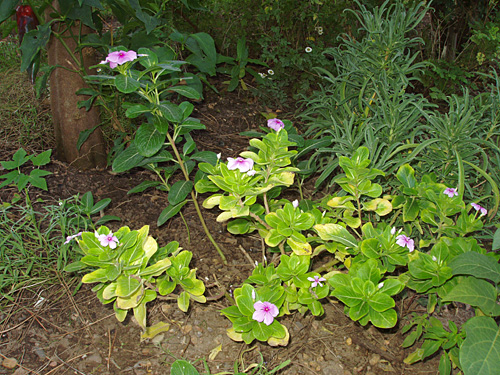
[[0, 76, 454, 375]]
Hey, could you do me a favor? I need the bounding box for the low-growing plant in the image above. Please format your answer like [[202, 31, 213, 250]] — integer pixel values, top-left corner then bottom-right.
[[196, 122, 498, 374], [64, 225, 206, 339]]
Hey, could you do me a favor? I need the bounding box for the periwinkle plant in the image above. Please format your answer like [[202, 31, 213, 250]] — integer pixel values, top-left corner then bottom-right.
[[86, 47, 226, 263]]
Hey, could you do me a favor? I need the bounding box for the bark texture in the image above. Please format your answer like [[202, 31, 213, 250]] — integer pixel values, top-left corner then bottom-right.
[[47, 19, 107, 169]]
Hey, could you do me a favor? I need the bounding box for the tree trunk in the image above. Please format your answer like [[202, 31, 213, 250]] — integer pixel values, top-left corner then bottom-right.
[[46, 19, 107, 169]]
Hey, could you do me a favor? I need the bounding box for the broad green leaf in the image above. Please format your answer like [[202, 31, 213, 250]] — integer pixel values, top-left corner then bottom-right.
[[117, 285, 144, 309], [128, 180, 162, 194], [112, 143, 145, 173], [90, 198, 112, 215], [157, 201, 188, 226], [442, 277, 500, 316], [168, 86, 201, 99], [135, 123, 166, 157], [20, 24, 51, 72], [168, 180, 193, 205], [170, 360, 199, 375], [31, 149, 52, 166], [82, 268, 108, 283], [141, 321, 170, 341], [314, 224, 358, 249], [115, 275, 141, 298], [397, 164, 417, 188], [177, 291, 190, 312], [460, 316, 500, 375], [369, 308, 398, 328], [363, 198, 392, 216], [157, 102, 182, 123], [448, 252, 500, 284], [115, 74, 140, 93]]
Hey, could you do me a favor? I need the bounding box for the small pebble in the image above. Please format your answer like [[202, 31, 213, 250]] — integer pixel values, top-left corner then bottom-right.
[[1, 357, 17, 369]]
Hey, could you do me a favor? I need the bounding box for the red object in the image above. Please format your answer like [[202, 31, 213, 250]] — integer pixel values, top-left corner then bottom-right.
[[16, 5, 38, 44]]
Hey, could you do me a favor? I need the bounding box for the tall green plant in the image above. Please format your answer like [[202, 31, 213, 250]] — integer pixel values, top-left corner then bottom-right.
[[298, 0, 431, 188]]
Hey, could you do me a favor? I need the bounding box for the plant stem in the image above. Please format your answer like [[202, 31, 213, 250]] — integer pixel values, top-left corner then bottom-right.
[[165, 132, 227, 264]]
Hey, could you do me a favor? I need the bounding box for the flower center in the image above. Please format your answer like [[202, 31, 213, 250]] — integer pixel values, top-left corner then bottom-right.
[[264, 307, 269, 312]]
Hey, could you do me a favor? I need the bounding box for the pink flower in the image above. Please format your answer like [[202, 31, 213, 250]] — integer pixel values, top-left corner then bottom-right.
[[443, 187, 458, 198], [471, 202, 488, 216], [252, 301, 279, 326], [227, 157, 254, 173], [267, 118, 285, 132], [98, 232, 119, 249], [292, 199, 299, 208], [100, 50, 138, 69], [396, 234, 414, 252], [64, 232, 82, 244], [307, 275, 326, 288]]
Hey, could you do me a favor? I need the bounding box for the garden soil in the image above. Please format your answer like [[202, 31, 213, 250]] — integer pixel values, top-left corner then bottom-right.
[[0, 78, 457, 374]]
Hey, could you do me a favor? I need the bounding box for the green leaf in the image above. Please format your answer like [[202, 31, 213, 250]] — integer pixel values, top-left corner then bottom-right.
[[168, 181, 193, 206], [168, 86, 201, 100], [460, 316, 500, 375], [112, 143, 145, 173], [31, 150, 52, 166], [157, 201, 188, 226], [20, 24, 52, 72], [115, 275, 141, 298], [157, 102, 182, 123], [135, 123, 166, 157], [115, 74, 140, 93], [90, 198, 111, 215], [0, 0, 17, 23], [141, 321, 170, 341], [397, 164, 417, 189], [128, 180, 162, 194], [442, 277, 500, 316], [369, 308, 398, 328], [314, 224, 358, 249], [448, 252, 500, 284], [170, 360, 199, 375], [178, 291, 190, 312]]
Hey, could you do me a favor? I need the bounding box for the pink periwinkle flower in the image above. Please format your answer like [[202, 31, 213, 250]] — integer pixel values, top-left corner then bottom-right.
[[227, 157, 254, 173], [443, 187, 458, 198], [471, 202, 488, 216], [98, 232, 119, 249], [307, 275, 326, 288], [396, 234, 415, 252], [64, 232, 82, 244], [267, 118, 285, 132], [252, 301, 279, 326], [100, 50, 138, 69]]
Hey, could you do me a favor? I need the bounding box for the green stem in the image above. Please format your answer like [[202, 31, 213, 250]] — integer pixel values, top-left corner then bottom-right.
[[165, 132, 227, 264]]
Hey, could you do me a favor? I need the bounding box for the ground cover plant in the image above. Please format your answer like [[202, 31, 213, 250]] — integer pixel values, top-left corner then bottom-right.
[[1, 0, 500, 374]]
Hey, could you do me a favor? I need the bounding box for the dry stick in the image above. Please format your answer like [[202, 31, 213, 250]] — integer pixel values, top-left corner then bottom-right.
[[47, 351, 94, 375], [165, 131, 227, 264], [238, 245, 256, 267]]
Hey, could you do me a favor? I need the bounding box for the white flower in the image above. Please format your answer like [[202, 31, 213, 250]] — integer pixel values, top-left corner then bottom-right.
[[378, 282, 384, 289], [267, 69, 274, 75], [432, 256, 437, 261], [216, 153, 221, 160], [247, 169, 256, 176], [305, 47, 312, 53], [258, 72, 267, 78], [292, 200, 299, 208], [391, 227, 396, 235]]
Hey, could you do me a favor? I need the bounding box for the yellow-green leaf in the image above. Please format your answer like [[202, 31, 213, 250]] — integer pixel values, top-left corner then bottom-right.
[[140, 321, 170, 341]]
